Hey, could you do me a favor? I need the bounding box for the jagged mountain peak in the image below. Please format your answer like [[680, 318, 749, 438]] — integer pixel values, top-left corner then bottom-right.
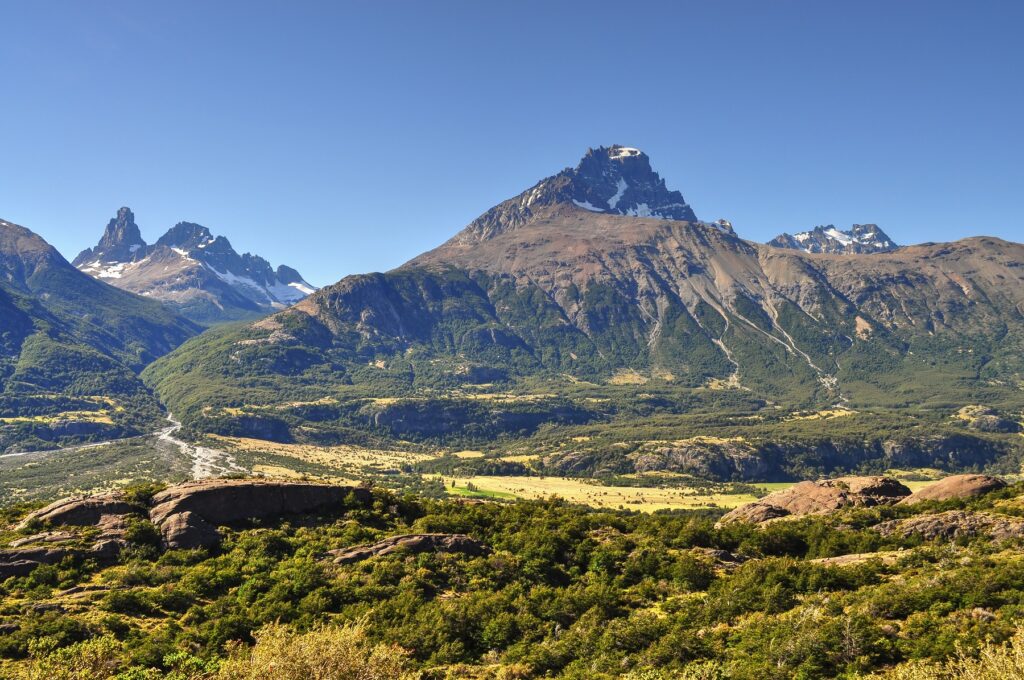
[[454, 145, 698, 243], [569, 145, 695, 219], [155, 222, 216, 250], [73, 207, 147, 267], [74, 208, 316, 323], [769, 223, 898, 254]]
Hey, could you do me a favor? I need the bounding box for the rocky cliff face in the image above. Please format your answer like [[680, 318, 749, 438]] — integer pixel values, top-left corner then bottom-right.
[[436, 145, 700, 246], [74, 208, 316, 324]]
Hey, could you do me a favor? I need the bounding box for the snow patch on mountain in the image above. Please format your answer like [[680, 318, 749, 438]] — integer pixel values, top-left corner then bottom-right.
[[769, 224, 898, 254], [74, 208, 317, 322], [607, 178, 628, 209]]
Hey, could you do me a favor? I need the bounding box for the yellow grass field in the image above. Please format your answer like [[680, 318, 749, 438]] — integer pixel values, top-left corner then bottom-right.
[[436, 475, 769, 511], [209, 435, 434, 474]]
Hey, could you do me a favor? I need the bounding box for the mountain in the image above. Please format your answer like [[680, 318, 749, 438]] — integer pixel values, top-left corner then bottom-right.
[[0, 216, 200, 452], [146, 146, 1024, 476], [447, 145, 701, 245], [74, 208, 316, 324], [769, 223, 898, 254]]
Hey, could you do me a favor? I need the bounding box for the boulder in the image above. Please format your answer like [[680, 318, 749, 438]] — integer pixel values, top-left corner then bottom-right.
[[16, 493, 142, 530], [718, 502, 792, 524], [330, 534, 489, 565], [149, 479, 370, 526], [690, 547, 749, 571], [0, 538, 123, 581], [899, 474, 1006, 505], [719, 476, 911, 524], [874, 510, 1024, 542], [159, 511, 221, 550], [0, 560, 39, 579], [3, 480, 374, 575]]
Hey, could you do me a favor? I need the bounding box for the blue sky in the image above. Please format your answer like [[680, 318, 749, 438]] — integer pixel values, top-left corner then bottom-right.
[[1, 1, 1021, 286]]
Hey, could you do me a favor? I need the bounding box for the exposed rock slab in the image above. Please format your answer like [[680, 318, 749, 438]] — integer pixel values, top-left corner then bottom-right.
[[330, 534, 489, 564], [719, 476, 911, 524], [810, 550, 903, 567], [159, 511, 221, 550], [899, 474, 1006, 505], [3, 480, 374, 577], [149, 479, 371, 526], [874, 510, 1024, 542], [0, 539, 124, 580], [17, 493, 142, 530]]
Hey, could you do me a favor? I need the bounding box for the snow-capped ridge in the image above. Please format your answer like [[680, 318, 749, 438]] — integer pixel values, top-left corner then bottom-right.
[[74, 207, 317, 322], [769, 224, 898, 254]]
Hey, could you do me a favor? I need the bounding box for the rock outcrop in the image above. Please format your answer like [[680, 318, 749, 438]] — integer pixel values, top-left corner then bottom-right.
[[150, 479, 369, 524], [329, 534, 489, 565], [17, 493, 142, 530], [2, 480, 374, 578], [158, 511, 221, 550], [955, 406, 1021, 433], [875, 510, 1024, 542], [149, 479, 372, 549], [719, 476, 911, 524], [718, 502, 792, 524], [899, 474, 1006, 505], [1, 522, 133, 579]]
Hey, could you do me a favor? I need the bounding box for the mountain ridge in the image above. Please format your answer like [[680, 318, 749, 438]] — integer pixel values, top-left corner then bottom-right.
[[74, 208, 316, 324], [0, 216, 200, 453], [146, 145, 1024, 476], [769, 223, 898, 254]]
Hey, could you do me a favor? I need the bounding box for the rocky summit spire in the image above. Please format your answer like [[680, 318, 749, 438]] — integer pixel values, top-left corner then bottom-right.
[[567, 145, 697, 222], [74, 209, 317, 323], [73, 207, 148, 267], [460, 145, 698, 241]]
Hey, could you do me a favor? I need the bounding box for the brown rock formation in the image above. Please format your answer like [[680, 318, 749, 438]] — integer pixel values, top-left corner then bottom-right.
[[719, 476, 911, 524], [159, 511, 221, 550], [899, 474, 1006, 505], [2, 480, 373, 577], [16, 493, 142, 530], [875, 510, 1024, 541], [149, 479, 370, 526]]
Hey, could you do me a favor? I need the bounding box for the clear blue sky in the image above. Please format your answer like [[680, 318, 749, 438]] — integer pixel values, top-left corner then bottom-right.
[[2, 1, 1021, 286]]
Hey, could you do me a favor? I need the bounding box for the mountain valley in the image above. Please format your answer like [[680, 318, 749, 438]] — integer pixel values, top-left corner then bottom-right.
[[140, 146, 1024, 482], [2, 147, 1024, 680]]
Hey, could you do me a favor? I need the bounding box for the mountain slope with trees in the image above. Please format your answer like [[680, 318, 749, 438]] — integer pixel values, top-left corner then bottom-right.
[[0, 217, 200, 452], [144, 146, 1024, 473]]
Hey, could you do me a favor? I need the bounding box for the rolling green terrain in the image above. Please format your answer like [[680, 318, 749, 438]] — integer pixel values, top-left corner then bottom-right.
[[5, 482, 1024, 678], [0, 218, 199, 454]]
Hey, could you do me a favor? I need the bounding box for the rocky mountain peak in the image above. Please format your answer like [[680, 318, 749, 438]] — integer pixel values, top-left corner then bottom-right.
[[155, 222, 216, 251], [456, 145, 699, 242], [769, 223, 898, 254], [0, 217, 67, 287], [73, 207, 147, 267], [566, 145, 696, 221], [74, 208, 317, 323]]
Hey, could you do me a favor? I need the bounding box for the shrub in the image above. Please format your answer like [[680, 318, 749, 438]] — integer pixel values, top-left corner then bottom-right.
[[215, 621, 419, 680]]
